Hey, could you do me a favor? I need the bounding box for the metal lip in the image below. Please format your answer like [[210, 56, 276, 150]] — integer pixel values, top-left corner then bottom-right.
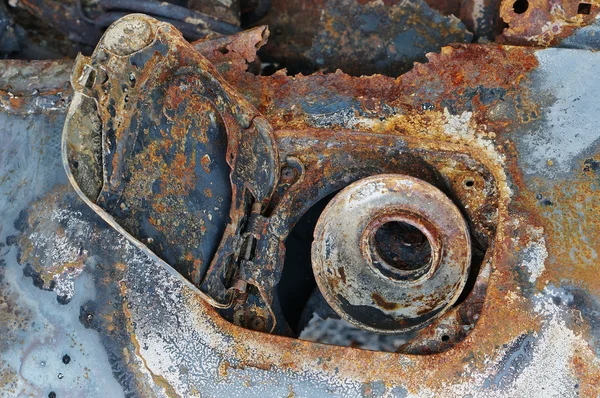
[[360, 210, 442, 284], [311, 174, 472, 334]]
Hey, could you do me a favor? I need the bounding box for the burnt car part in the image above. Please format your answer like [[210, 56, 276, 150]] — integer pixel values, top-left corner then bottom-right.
[[63, 14, 496, 347], [312, 174, 472, 334], [2, 11, 600, 398]]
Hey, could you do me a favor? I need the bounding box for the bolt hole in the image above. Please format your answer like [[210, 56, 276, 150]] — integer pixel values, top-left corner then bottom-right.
[[513, 0, 529, 13], [441, 334, 450, 342], [465, 179, 475, 187], [578, 3, 591, 14], [373, 222, 431, 272]]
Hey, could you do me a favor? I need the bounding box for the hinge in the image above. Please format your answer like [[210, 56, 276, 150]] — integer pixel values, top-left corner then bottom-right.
[[235, 202, 265, 285]]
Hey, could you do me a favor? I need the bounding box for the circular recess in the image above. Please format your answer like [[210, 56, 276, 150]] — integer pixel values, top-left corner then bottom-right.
[[311, 174, 471, 334], [372, 220, 431, 272]]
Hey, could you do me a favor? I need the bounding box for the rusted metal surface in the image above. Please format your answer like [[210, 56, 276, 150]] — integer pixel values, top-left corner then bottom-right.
[[432, 0, 504, 41], [187, 0, 241, 27], [253, 0, 473, 76], [307, 0, 472, 76], [16, 0, 101, 45], [312, 174, 471, 334], [0, 58, 71, 113], [498, 0, 600, 47], [1, 15, 600, 398], [64, 15, 281, 326]]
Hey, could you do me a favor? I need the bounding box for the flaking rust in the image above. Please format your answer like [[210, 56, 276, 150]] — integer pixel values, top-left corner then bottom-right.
[[498, 0, 600, 46], [185, 37, 600, 394], [1, 13, 600, 398]]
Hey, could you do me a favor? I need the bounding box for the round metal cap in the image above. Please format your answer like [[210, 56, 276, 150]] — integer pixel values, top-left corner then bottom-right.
[[101, 14, 155, 56], [311, 174, 471, 334]]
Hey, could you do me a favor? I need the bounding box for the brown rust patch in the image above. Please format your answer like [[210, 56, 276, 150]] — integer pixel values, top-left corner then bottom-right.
[[60, 16, 600, 394], [498, 0, 600, 46], [170, 39, 594, 393], [193, 26, 269, 75], [201, 154, 211, 174], [218, 360, 230, 378], [371, 292, 400, 311]]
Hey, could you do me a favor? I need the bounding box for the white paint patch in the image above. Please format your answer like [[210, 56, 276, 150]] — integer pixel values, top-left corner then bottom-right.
[[521, 228, 549, 284], [414, 290, 591, 397], [443, 109, 505, 164], [307, 108, 377, 130]]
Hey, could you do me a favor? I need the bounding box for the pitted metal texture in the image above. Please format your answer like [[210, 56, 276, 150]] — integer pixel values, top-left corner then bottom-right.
[[312, 174, 471, 333]]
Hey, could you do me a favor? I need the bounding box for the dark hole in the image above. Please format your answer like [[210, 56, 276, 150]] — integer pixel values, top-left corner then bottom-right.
[[373, 222, 431, 271], [62, 354, 71, 364], [84, 70, 96, 89], [465, 179, 475, 187], [48, 392, 56, 398], [513, 0, 529, 13], [441, 334, 450, 342], [72, 161, 79, 169], [578, 3, 592, 14], [278, 191, 339, 333]]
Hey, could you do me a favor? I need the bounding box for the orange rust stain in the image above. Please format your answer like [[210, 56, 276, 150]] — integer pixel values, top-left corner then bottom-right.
[[514, 158, 600, 297], [218, 360, 230, 378], [572, 352, 600, 396], [8, 96, 25, 110], [191, 259, 203, 284], [201, 154, 211, 174]]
